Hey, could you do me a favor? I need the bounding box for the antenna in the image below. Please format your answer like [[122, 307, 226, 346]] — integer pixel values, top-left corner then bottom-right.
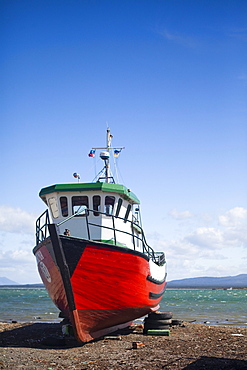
[[88, 128, 124, 183]]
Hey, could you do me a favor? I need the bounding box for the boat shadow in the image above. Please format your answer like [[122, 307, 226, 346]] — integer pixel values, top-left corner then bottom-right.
[[181, 356, 247, 369], [0, 323, 83, 349], [0, 322, 137, 349]]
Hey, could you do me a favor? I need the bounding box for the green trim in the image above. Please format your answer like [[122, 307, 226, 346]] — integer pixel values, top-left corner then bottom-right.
[[39, 182, 140, 204], [95, 239, 128, 248]]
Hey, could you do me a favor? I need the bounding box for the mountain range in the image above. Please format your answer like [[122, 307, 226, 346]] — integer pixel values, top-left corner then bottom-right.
[[167, 274, 247, 289], [0, 277, 20, 285]]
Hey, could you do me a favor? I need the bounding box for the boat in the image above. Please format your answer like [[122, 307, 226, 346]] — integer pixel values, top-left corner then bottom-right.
[[33, 128, 167, 342]]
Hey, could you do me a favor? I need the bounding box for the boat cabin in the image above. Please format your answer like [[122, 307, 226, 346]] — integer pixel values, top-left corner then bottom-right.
[[39, 182, 143, 251]]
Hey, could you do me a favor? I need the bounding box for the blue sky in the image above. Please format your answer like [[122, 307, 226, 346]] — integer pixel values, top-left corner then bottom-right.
[[1, 0, 246, 283]]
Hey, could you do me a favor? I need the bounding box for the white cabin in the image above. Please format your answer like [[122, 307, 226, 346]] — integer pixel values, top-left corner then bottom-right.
[[39, 182, 143, 251]]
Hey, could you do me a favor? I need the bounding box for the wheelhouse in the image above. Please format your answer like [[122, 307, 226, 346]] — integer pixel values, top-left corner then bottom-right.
[[39, 182, 143, 250]]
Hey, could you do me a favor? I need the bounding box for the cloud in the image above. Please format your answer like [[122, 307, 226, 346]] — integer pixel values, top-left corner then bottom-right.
[[186, 227, 225, 249], [148, 206, 247, 279], [218, 207, 247, 227], [169, 208, 194, 220], [0, 249, 34, 265], [0, 205, 36, 234], [0, 206, 38, 283], [0, 248, 40, 284], [173, 207, 247, 251]]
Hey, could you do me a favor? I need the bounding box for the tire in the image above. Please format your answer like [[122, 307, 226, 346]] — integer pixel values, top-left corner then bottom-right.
[[144, 318, 172, 326], [144, 322, 170, 330], [148, 311, 173, 320]]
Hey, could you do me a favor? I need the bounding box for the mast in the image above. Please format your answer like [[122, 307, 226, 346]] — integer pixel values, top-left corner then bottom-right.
[[89, 128, 124, 183], [105, 128, 112, 183]]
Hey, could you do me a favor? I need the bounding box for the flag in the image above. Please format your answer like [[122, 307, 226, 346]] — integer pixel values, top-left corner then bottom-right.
[[114, 149, 121, 157], [88, 150, 95, 157]]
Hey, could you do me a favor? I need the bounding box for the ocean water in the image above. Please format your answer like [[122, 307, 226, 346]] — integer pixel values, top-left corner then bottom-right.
[[0, 287, 60, 323], [0, 287, 246, 327], [160, 289, 247, 327]]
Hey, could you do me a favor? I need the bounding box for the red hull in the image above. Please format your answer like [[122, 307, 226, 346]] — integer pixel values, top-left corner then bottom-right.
[[34, 230, 166, 342]]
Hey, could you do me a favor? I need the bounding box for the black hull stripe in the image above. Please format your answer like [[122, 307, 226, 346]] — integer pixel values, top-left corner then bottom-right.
[[60, 235, 150, 262], [146, 273, 167, 285], [149, 287, 166, 299]]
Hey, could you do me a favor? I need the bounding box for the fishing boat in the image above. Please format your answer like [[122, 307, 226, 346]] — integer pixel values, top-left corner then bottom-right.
[[33, 128, 167, 342]]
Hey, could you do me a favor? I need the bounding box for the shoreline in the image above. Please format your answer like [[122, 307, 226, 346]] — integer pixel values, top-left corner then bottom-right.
[[1, 317, 246, 328], [0, 321, 246, 369]]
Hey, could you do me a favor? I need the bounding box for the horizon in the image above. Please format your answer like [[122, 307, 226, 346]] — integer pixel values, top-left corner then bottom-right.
[[1, 0, 246, 283], [1, 273, 247, 287]]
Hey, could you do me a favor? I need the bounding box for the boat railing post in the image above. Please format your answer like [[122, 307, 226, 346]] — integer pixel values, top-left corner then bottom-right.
[[112, 215, 116, 244], [45, 209, 50, 239], [36, 216, 40, 245], [141, 230, 146, 255], [85, 210, 91, 240], [131, 223, 136, 250]]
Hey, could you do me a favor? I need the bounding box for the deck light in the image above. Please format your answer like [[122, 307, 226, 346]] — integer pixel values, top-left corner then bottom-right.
[[73, 173, 80, 182]]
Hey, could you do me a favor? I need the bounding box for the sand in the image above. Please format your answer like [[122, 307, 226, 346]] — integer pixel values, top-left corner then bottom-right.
[[0, 321, 246, 369]]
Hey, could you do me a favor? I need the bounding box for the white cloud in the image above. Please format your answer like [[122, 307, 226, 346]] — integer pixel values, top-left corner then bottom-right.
[[0, 249, 34, 265], [0, 249, 40, 284], [169, 208, 194, 220], [148, 207, 247, 279], [183, 207, 247, 250], [186, 227, 225, 249], [218, 207, 247, 227], [0, 205, 39, 283], [0, 205, 36, 234], [167, 239, 199, 257], [197, 250, 227, 260]]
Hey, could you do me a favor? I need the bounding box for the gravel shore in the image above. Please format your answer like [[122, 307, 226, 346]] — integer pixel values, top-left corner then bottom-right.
[[0, 321, 246, 369]]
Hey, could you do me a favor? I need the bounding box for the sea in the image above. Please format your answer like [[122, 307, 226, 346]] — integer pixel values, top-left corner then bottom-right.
[[0, 287, 246, 327]]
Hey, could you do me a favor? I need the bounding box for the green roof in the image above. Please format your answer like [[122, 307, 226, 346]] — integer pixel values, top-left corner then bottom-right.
[[39, 182, 140, 204]]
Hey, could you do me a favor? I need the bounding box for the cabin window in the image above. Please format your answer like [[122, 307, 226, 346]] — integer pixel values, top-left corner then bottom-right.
[[48, 197, 59, 219], [124, 204, 132, 223], [72, 196, 89, 216], [60, 197, 68, 217], [93, 195, 101, 216], [115, 198, 123, 217], [104, 196, 115, 216]]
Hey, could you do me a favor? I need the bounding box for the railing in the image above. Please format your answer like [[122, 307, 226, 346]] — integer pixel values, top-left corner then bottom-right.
[[36, 209, 51, 246], [35, 208, 165, 266]]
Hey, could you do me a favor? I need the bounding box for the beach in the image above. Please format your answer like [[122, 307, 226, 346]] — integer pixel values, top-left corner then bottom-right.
[[0, 321, 246, 369]]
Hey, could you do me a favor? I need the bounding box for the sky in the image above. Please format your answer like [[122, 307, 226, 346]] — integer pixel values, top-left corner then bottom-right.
[[0, 0, 246, 284]]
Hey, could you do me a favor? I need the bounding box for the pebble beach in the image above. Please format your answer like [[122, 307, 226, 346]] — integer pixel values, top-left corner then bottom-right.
[[0, 321, 246, 369]]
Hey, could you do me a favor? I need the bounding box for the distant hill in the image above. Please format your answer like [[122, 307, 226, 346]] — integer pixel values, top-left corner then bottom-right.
[[167, 274, 247, 289], [0, 277, 20, 285]]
